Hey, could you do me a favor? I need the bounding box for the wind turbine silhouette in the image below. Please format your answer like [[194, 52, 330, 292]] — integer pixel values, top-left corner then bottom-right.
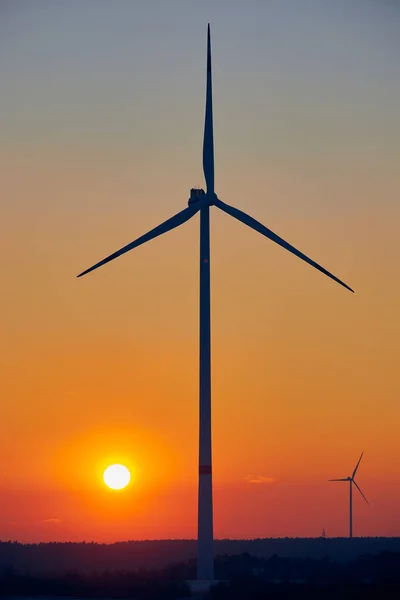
[[329, 453, 369, 538], [78, 25, 353, 582]]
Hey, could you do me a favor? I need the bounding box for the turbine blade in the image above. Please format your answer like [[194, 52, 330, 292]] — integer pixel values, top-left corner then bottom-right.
[[203, 24, 214, 194], [77, 205, 199, 277], [353, 480, 369, 504], [214, 199, 354, 293], [329, 478, 348, 482], [352, 452, 364, 478]]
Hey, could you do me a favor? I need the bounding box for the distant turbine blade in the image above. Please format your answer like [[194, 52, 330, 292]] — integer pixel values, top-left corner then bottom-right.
[[329, 478, 348, 482], [352, 452, 364, 479], [77, 205, 199, 277], [214, 199, 354, 293], [353, 480, 369, 504], [203, 24, 214, 194]]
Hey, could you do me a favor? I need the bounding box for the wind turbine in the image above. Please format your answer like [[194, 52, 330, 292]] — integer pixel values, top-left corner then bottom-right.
[[78, 25, 353, 583], [329, 453, 369, 538]]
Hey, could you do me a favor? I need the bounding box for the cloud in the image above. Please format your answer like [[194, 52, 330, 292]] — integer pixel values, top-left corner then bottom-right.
[[42, 518, 62, 524], [245, 475, 274, 484]]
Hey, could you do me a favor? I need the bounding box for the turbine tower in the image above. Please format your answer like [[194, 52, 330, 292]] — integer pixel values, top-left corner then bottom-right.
[[78, 25, 353, 583], [329, 453, 369, 538]]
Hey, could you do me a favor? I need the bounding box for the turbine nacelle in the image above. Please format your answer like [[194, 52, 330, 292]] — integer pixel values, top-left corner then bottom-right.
[[188, 188, 205, 206]]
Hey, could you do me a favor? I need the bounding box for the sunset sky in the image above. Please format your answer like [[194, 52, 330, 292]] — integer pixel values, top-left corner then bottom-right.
[[1, 0, 400, 543]]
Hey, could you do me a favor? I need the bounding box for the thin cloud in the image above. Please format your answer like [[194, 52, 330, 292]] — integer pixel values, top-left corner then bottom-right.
[[42, 518, 62, 524], [245, 475, 274, 484]]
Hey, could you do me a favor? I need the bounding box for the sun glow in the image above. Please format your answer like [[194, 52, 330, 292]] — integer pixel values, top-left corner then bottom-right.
[[103, 464, 131, 490]]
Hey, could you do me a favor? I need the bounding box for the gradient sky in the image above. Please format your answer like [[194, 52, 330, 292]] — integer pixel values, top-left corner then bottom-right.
[[1, 0, 400, 542]]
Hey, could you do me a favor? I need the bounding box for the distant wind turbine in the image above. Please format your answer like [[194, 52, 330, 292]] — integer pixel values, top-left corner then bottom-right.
[[329, 453, 369, 538], [78, 25, 353, 583]]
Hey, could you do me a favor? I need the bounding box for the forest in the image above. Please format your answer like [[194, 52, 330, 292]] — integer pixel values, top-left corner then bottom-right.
[[2, 546, 400, 598]]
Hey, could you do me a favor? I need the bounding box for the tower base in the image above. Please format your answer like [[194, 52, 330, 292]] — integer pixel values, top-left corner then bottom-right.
[[186, 579, 217, 596]]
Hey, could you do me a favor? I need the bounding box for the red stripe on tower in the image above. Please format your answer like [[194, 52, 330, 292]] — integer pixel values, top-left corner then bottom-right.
[[199, 465, 212, 475]]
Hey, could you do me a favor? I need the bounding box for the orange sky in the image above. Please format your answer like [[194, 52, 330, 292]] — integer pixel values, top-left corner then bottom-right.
[[1, 2, 400, 542]]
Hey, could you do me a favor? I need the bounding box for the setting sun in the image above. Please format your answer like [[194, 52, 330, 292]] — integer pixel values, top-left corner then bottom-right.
[[103, 464, 131, 490]]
